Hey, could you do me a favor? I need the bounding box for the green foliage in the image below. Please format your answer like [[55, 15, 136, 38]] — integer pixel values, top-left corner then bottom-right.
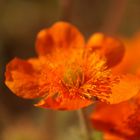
[[92, 129, 103, 140]]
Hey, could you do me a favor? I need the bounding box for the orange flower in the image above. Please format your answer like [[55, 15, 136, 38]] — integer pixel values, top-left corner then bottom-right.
[[90, 93, 140, 140], [5, 22, 140, 110]]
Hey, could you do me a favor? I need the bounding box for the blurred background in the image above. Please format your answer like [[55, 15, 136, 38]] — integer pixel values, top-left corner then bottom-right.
[[0, 0, 140, 140]]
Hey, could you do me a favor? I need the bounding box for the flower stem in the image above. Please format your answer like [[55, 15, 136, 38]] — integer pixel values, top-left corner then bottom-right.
[[77, 109, 92, 140]]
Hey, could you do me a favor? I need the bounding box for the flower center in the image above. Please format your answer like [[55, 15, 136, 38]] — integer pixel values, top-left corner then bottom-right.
[[63, 67, 84, 87]]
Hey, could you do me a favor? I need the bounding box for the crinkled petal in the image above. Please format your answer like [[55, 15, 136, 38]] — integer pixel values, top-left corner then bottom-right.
[[5, 58, 42, 99], [36, 22, 85, 56], [27, 57, 47, 72], [90, 102, 135, 139], [86, 33, 125, 68], [90, 93, 140, 139], [107, 75, 140, 104], [35, 92, 92, 110]]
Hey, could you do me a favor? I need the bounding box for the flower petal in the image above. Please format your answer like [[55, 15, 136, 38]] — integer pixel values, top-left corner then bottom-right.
[[90, 102, 135, 139], [36, 22, 85, 56], [5, 58, 42, 99], [107, 75, 140, 104], [112, 38, 140, 75], [35, 91, 92, 110], [86, 33, 125, 68], [90, 93, 140, 139]]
